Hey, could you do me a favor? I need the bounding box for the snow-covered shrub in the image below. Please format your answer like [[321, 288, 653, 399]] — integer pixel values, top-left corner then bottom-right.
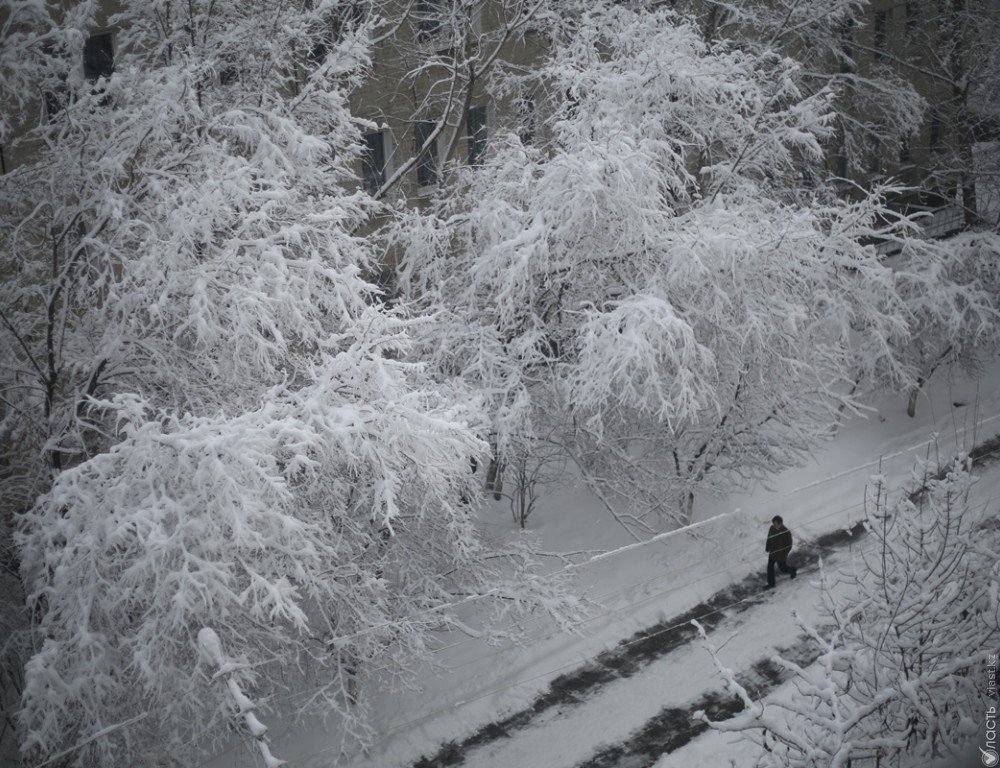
[[697, 457, 1000, 767]]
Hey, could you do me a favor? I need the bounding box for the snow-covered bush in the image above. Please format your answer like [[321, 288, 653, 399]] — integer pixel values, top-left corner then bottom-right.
[[0, 2, 579, 764], [697, 457, 1000, 767]]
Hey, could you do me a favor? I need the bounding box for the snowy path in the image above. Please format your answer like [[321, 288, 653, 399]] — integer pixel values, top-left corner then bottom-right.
[[408, 526, 860, 768], [406, 440, 1000, 768], [215, 371, 1000, 768]]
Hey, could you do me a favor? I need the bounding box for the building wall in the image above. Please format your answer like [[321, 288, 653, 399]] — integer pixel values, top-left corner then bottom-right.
[[2, 1, 984, 213]]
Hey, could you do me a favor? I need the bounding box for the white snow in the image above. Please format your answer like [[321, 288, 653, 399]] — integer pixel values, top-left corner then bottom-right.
[[204, 355, 1000, 767]]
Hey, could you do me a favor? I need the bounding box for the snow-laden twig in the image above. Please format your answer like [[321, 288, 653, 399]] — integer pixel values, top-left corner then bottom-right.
[[696, 457, 999, 766], [198, 628, 284, 768]]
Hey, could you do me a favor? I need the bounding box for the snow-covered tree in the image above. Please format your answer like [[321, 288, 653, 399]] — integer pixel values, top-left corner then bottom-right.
[[692, 0, 925, 181], [391, 3, 926, 530], [679, 0, 1000, 419], [0, 2, 578, 765], [351, 0, 565, 202], [892, 231, 1000, 417], [882, 0, 1000, 227], [696, 456, 1000, 767]]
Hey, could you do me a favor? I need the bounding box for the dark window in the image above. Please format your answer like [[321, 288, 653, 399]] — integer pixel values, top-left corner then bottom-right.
[[873, 10, 887, 60], [936, 0, 950, 44], [415, 121, 438, 187], [904, 2, 918, 43], [836, 147, 848, 178], [517, 98, 536, 146], [416, 0, 443, 40], [867, 134, 881, 175], [361, 131, 387, 195], [219, 64, 239, 85], [83, 33, 114, 81], [839, 19, 855, 73], [310, 5, 365, 65], [44, 89, 66, 118], [466, 106, 487, 165], [308, 37, 329, 66], [40, 41, 67, 117], [929, 115, 943, 152], [372, 267, 398, 306], [333, 2, 367, 39]]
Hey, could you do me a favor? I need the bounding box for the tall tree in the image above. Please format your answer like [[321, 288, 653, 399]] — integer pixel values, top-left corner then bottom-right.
[[909, 0, 1000, 227], [352, 0, 560, 202], [0, 1, 575, 764], [695, 0, 925, 181], [836, 0, 1000, 226], [392, 3, 930, 532]]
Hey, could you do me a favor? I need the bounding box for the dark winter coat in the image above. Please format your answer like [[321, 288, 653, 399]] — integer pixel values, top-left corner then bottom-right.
[[765, 524, 793, 562]]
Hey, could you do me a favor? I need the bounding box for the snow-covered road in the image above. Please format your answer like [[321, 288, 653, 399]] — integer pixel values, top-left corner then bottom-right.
[[406, 447, 1000, 768], [410, 527, 856, 768]]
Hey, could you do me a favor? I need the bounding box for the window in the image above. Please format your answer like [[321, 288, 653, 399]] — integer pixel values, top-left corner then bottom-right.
[[835, 142, 848, 178], [416, 0, 443, 41], [308, 35, 330, 66], [219, 64, 239, 85], [935, 0, 950, 44], [83, 33, 114, 81], [466, 106, 487, 166], [334, 2, 367, 38], [361, 130, 388, 195], [43, 88, 66, 118], [898, 134, 911, 164], [310, 4, 366, 66], [867, 134, 882, 175], [415, 121, 438, 188], [904, 2, 918, 45], [929, 115, 943, 152], [517, 98, 536, 146], [873, 10, 887, 60], [838, 18, 855, 73]]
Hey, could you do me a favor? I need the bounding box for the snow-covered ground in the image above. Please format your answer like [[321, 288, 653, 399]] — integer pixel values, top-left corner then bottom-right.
[[206, 357, 1000, 768]]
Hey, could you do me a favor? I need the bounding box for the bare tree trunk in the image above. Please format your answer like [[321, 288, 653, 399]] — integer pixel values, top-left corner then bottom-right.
[[681, 490, 695, 526], [485, 457, 503, 501]]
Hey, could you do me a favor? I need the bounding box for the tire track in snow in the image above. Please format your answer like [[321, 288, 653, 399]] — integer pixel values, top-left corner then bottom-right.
[[572, 638, 821, 768], [410, 524, 864, 768]]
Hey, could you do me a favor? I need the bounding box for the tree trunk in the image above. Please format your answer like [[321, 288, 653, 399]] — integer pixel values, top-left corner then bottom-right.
[[485, 457, 503, 501], [681, 491, 695, 526]]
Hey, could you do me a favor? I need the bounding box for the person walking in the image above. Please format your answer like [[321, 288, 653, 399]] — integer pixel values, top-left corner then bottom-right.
[[765, 515, 797, 589]]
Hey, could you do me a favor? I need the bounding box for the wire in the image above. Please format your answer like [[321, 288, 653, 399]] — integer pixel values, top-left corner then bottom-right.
[[435, 498, 871, 674]]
